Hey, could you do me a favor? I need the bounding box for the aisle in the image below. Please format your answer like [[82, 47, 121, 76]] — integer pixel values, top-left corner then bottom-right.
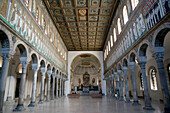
[[3, 96, 164, 113]]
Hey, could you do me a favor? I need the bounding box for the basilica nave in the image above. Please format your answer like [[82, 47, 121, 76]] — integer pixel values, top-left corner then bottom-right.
[[0, 0, 170, 113]]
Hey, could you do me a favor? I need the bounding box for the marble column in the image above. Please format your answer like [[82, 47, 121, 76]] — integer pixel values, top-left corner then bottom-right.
[[56, 75, 58, 98], [109, 76, 112, 97], [38, 67, 46, 104], [123, 67, 131, 103], [114, 72, 119, 98], [153, 49, 170, 112], [13, 57, 28, 111], [62, 78, 64, 97], [111, 73, 115, 98], [51, 73, 56, 100], [129, 62, 140, 105], [0, 52, 12, 113], [108, 76, 111, 97], [138, 56, 154, 110], [28, 64, 39, 107], [59, 77, 62, 97], [118, 70, 124, 101], [46, 70, 51, 102]]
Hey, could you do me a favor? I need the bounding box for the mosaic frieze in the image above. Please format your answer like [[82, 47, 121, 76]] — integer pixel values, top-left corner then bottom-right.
[[0, 0, 66, 71]]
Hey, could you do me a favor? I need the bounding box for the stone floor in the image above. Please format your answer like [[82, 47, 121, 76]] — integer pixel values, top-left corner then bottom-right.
[[3, 96, 164, 113]]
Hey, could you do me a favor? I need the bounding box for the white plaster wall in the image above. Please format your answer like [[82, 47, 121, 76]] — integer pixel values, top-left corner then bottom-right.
[[66, 51, 106, 96]]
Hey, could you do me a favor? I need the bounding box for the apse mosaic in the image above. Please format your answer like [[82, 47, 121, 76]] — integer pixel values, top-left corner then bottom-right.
[[45, 0, 118, 50]]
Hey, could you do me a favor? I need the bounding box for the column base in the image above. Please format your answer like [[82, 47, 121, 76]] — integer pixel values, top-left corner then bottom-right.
[[46, 100, 50, 102], [13, 104, 26, 112], [126, 100, 131, 103], [38, 100, 43, 104], [143, 106, 155, 110], [119, 96, 124, 101], [28, 101, 36, 107], [119, 98, 124, 101], [164, 107, 170, 113], [132, 101, 141, 105]]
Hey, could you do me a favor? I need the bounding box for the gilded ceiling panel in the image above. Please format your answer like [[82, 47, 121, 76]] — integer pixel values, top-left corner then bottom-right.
[[44, 0, 118, 50]]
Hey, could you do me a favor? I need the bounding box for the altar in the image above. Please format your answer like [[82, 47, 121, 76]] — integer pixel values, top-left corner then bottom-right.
[[83, 86, 89, 93]]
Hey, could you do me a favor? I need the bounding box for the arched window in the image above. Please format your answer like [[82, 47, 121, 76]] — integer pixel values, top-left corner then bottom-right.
[[150, 68, 158, 90], [139, 73, 144, 90], [113, 28, 117, 42], [108, 41, 110, 51], [117, 18, 122, 34], [123, 6, 128, 24], [167, 64, 170, 83], [131, 0, 139, 10], [36, 7, 39, 22], [110, 35, 113, 47], [25, 0, 29, 7]]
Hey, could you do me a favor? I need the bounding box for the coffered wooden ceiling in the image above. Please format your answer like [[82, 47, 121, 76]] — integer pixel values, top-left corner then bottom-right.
[[44, 0, 119, 51]]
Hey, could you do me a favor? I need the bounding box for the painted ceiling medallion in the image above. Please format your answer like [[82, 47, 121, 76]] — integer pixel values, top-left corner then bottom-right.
[[79, 9, 87, 16]]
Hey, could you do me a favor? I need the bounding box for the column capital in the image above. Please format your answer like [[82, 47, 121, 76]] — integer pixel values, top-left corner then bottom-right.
[[47, 70, 51, 77], [114, 72, 117, 75], [117, 70, 122, 74], [32, 64, 38, 72], [152, 52, 164, 62], [20, 57, 29, 69], [52, 73, 56, 78], [41, 67, 46, 76], [123, 66, 128, 71], [0, 49, 14, 61], [129, 62, 136, 70]]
